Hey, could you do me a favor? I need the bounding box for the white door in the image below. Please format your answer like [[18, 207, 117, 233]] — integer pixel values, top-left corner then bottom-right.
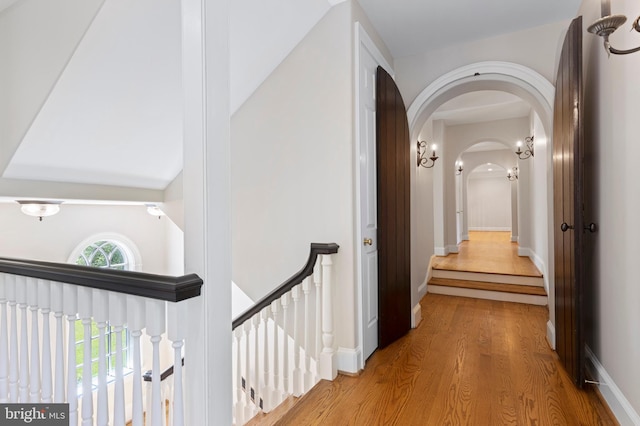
[[359, 44, 379, 361]]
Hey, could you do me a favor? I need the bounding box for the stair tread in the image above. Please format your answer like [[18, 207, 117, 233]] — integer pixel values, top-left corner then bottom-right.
[[429, 277, 547, 296]]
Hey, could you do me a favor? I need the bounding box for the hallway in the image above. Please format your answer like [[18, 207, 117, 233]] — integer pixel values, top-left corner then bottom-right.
[[268, 293, 616, 425]]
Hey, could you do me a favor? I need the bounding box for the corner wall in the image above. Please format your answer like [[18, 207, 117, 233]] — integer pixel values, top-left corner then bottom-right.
[[578, 0, 640, 422]]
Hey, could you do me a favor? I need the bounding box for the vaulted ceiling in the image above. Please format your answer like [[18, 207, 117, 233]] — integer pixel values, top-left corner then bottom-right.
[[0, 0, 580, 202]]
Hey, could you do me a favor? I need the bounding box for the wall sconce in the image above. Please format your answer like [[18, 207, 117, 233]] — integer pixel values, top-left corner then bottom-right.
[[455, 161, 463, 175], [17, 200, 61, 221], [588, 0, 640, 56], [515, 136, 534, 160], [507, 167, 519, 181], [417, 141, 438, 168]]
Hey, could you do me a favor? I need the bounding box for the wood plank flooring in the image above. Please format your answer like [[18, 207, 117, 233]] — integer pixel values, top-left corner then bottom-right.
[[432, 231, 542, 277], [271, 294, 616, 425]]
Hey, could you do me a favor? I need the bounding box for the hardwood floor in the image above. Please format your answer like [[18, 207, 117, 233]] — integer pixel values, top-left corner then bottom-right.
[[432, 231, 542, 277], [271, 294, 617, 425]]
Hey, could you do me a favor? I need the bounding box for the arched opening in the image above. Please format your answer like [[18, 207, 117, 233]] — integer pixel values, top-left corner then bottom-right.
[[409, 62, 556, 347]]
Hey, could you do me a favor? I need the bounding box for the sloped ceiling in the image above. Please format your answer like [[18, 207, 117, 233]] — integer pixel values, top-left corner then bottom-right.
[[1, 0, 578, 197]]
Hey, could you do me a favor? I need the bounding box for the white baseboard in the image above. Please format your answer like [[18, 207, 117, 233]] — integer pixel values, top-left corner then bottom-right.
[[518, 246, 531, 257], [462, 234, 469, 241], [434, 246, 448, 256], [418, 281, 427, 299], [336, 347, 362, 375], [468, 227, 511, 231], [546, 321, 555, 350], [446, 245, 459, 254], [585, 346, 640, 425], [411, 303, 422, 328]]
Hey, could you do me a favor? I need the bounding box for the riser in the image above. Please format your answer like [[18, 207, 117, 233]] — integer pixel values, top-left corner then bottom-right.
[[428, 285, 548, 306], [432, 269, 544, 287]]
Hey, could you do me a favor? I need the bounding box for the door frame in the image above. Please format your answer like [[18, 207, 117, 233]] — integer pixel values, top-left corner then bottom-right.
[[405, 62, 559, 346], [354, 23, 393, 371]]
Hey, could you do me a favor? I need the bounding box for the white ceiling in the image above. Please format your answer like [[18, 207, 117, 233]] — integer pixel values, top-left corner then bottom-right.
[[356, 0, 581, 58], [1, 0, 579, 197]]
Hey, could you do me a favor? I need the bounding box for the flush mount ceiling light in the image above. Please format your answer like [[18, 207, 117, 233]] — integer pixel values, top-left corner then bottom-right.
[[17, 200, 61, 221], [146, 204, 166, 219]]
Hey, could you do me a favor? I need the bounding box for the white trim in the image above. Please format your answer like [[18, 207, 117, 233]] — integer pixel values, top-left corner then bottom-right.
[[518, 246, 531, 257], [434, 246, 448, 256], [336, 347, 362, 375], [510, 235, 518, 242], [446, 245, 459, 254], [354, 22, 395, 370], [585, 346, 640, 426], [468, 227, 511, 232], [406, 61, 554, 136], [411, 303, 422, 328], [418, 281, 427, 300], [546, 321, 555, 350]]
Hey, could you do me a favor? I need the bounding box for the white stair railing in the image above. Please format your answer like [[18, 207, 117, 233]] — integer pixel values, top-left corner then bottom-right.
[[231, 243, 339, 425], [0, 257, 203, 426]]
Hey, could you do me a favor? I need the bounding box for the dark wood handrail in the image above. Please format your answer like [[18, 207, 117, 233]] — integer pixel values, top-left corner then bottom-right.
[[0, 257, 202, 302], [142, 358, 184, 382], [232, 242, 339, 330]]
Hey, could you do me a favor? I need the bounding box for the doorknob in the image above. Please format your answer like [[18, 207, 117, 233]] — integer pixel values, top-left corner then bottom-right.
[[560, 222, 574, 232], [584, 223, 597, 233], [363, 238, 373, 246]]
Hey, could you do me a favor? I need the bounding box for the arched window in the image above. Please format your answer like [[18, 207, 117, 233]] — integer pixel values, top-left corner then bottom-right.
[[69, 236, 140, 392]]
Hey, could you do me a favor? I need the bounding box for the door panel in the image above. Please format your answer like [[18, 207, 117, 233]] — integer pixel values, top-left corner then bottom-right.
[[376, 66, 411, 349], [553, 15, 585, 387], [359, 45, 379, 360]]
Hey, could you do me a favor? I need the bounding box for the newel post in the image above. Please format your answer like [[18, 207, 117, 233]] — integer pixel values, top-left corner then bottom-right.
[[319, 254, 337, 380]]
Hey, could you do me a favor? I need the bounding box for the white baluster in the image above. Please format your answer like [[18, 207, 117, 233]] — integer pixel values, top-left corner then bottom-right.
[[64, 284, 78, 426], [233, 327, 245, 424], [301, 278, 312, 392], [127, 295, 145, 426], [16, 276, 29, 402], [108, 292, 127, 426], [261, 307, 272, 412], [269, 300, 282, 407], [252, 314, 260, 411], [291, 286, 301, 397], [93, 290, 110, 426], [242, 321, 253, 420], [7, 275, 18, 403], [167, 300, 186, 426], [145, 299, 165, 426], [78, 287, 93, 425], [0, 274, 9, 402], [27, 278, 40, 403], [38, 279, 53, 403], [319, 255, 337, 380], [280, 293, 290, 396], [313, 263, 322, 381], [51, 281, 65, 403]]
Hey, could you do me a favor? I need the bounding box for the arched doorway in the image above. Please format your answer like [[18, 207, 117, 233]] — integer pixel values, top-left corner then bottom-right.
[[408, 62, 557, 348]]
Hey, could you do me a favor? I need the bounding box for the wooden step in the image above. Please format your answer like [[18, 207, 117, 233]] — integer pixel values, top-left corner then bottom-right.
[[431, 268, 544, 287], [428, 277, 548, 306], [428, 277, 546, 296]]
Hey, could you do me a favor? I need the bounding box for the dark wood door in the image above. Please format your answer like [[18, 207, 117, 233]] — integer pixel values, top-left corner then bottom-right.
[[376, 66, 411, 348], [553, 16, 585, 387]]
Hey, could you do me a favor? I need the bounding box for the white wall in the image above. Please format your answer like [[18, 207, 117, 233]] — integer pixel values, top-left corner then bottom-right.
[[467, 175, 511, 230], [394, 20, 571, 107], [0, 0, 104, 173], [231, 3, 356, 350], [578, 0, 640, 421], [0, 203, 182, 275]]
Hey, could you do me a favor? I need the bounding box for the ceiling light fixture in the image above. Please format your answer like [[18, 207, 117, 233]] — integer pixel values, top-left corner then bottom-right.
[[146, 204, 166, 219], [417, 141, 438, 168], [17, 200, 61, 221], [515, 136, 534, 160], [588, 0, 640, 56]]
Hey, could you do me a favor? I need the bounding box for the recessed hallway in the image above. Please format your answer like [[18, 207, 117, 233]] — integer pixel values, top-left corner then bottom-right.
[[260, 293, 615, 425]]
